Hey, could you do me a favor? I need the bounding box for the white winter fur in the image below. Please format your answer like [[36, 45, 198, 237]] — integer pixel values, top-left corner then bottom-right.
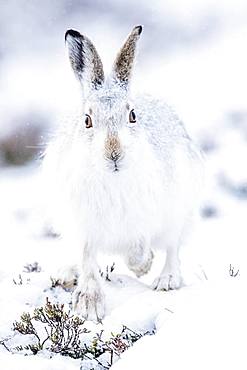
[[45, 99, 201, 246], [43, 27, 203, 321]]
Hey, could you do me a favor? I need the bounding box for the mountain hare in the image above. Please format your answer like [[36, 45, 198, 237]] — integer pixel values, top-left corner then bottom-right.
[[44, 26, 203, 321]]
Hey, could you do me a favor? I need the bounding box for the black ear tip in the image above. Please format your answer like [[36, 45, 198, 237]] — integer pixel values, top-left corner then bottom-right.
[[135, 25, 143, 35], [65, 29, 81, 41]]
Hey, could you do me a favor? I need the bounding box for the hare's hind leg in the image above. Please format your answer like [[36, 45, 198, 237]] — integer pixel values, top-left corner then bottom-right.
[[151, 210, 195, 291], [151, 243, 181, 291], [125, 239, 154, 278], [73, 243, 105, 322]]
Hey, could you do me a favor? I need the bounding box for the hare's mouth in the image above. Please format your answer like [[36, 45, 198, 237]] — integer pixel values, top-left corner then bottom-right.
[[104, 157, 122, 173], [107, 159, 120, 173], [113, 162, 119, 172], [104, 151, 123, 173]]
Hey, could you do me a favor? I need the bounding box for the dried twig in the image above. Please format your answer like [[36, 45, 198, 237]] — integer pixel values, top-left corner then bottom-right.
[[229, 264, 239, 277], [0, 340, 11, 352], [164, 307, 174, 314], [99, 263, 116, 282]]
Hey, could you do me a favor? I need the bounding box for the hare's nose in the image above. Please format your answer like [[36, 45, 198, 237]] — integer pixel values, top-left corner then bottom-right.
[[110, 150, 121, 162], [104, 134, 122, 162]]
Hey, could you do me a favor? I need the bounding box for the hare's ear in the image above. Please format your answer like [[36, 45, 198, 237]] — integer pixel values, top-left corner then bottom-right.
[[65, 29, 104, 91], [112, 25, 142, 86]]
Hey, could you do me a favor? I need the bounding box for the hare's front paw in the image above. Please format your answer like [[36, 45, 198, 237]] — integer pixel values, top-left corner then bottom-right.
[[127, 249, 154, 278], [151, 270, 181, 291], [52, 264, 79, 289], [72, 277, 105, 322]]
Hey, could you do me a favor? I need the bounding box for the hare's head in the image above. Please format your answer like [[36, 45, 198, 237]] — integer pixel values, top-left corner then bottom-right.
[[65, 26, 142, 172]]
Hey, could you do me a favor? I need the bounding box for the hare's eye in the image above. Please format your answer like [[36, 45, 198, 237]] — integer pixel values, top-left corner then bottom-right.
[[85, 114, 92, 128], [129, 109, 136, 123]]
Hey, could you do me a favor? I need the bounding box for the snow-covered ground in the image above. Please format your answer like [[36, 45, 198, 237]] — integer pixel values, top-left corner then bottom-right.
[[1, 1, 247, 369]]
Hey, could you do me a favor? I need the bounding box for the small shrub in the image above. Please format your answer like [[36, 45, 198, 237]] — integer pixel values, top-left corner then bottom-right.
[[23, 262, 41, 273], [13, 298, 89, 356], [13, 274, 30, 285], [1, 298, 154, 369]]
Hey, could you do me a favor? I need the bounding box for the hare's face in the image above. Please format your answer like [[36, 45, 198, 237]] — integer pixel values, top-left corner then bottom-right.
[[83, 88, 138, 172], [65, 26, 142, 171]]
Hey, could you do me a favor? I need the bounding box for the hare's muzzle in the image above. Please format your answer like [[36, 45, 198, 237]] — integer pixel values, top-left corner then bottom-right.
[[104, 134, 122, 171]]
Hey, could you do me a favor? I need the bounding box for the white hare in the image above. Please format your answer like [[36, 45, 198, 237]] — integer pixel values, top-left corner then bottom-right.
[[44, 26, 203, 321]]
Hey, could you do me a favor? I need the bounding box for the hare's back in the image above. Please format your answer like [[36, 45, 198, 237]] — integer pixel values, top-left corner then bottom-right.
[[135, 95, 203, 193], [135, 95, 191, 154]]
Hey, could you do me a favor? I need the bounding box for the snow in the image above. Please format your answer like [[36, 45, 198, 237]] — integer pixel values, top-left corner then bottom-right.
[[113, 280, 246, 370], [0, 352, 79, 370], [1, 1, 247, 369]]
